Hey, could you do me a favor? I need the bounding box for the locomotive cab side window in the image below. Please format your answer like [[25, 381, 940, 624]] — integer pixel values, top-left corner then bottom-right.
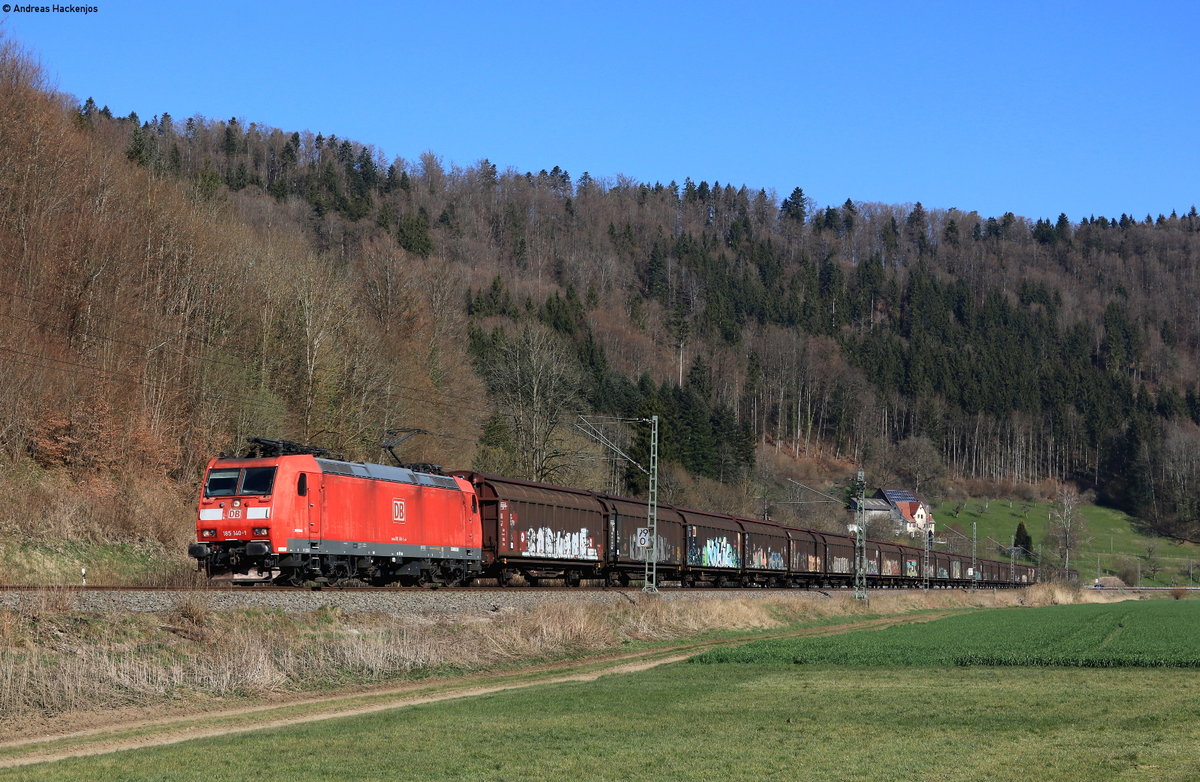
[[297, 473, 308, 497], [204, 469, 240, 497]]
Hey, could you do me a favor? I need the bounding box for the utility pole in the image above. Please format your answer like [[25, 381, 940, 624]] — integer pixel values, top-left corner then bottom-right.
[[854, 471, 867, 601], [576, 414, 660, 593], [987, 536, 1010, 585], [940, 524, 975, 590], [972, 521, 977, 588], [787, 476, 866, 601], [922, 527, 931, 589], [645, 415, 659, 593]]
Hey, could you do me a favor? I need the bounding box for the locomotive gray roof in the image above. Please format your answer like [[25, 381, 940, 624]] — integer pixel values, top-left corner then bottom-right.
[[315, 458, 459, 489]]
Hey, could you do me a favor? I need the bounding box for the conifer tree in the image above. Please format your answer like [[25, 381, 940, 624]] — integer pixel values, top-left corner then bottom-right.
[[1014, 521, 1033, 560], [780, 187, 807, 223]]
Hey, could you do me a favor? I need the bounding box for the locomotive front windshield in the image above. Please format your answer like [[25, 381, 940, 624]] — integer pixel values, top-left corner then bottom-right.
[[204, 466, 277, 497], [240, 467, 276, 495]]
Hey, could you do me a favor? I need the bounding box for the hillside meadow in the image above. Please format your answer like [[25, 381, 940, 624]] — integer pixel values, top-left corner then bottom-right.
[[934, 497, 1200, 585]]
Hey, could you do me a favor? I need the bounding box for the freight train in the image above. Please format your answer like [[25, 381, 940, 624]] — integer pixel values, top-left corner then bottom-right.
[[189, 439, 1062, 588]]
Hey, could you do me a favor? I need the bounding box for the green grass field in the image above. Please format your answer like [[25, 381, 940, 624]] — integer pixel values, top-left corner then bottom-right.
[[933, 498, 1200, 585], [7, 600, 1199, 782], [693, 600, 1200, 667]]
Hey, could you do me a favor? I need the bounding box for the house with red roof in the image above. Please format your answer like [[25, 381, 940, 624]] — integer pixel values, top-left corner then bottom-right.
[[876, 489, 936, 539]]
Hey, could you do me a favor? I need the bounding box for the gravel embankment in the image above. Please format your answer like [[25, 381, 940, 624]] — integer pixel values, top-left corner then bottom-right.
[[1, 586, 847, 615]]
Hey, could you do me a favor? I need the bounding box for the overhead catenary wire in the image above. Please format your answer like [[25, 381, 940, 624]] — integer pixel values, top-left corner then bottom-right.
[[0, 285, 518, 456], [0, 308, 247, 374], [0, 287, 246, 357], [0, 346, 484, 449], [1, 287, 503, 419]]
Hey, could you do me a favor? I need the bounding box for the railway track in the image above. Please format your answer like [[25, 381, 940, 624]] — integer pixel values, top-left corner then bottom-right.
[[0, 582, 681, 592], [0, 579, 1001, 593], [0, 582, 880, 614], [0, 583, 1008, 616]]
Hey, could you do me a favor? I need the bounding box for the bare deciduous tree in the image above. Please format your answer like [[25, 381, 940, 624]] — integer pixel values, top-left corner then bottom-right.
[[1141, 541, 1162, 580], [1046, 485, 1089, 572], [897, 435, 945, 497], [477, 324, 585, 482], [290, 254, 352, 440]]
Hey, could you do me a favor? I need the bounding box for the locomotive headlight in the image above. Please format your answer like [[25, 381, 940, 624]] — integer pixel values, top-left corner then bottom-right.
[[253, 527, 269, 536], [201, 529, 217, 538]]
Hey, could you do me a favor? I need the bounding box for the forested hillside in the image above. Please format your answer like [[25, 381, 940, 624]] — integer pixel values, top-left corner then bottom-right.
[[2, 33, 1199, 550]]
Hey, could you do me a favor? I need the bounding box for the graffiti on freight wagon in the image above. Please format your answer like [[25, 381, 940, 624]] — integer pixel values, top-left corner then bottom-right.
[[790, 552, 823, 571], [518, 527, 598, 560], [688, 535, 739, 568], [624, 532, 678, 563], [748, 546, 786, 570]]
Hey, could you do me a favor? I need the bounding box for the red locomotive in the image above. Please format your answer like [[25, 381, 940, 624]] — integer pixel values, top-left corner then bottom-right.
[[189, 439, 482, 586], [190, 439, 1066, 587]]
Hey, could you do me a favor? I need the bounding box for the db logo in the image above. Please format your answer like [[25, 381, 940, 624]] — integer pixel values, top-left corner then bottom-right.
[[392, 499, 406, 522]]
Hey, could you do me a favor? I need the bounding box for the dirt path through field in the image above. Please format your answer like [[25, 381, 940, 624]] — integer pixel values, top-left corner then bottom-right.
[[0, 611, 955, 770]]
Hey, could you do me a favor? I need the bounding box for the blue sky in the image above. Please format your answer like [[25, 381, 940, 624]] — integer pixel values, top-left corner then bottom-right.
[[4, 0, 1196, 222]]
